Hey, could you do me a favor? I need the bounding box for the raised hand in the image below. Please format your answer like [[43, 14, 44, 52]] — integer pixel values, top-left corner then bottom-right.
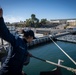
[[0, 8, 3, 18]]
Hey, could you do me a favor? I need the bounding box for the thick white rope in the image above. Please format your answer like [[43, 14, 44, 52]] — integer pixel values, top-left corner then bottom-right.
[[32, 55, 76, 73], [50, 37, 76, 65]]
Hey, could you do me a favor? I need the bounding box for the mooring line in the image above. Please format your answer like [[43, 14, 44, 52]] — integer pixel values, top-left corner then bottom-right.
[[50, 37, 76, 65], [32, 55, 76, 73]]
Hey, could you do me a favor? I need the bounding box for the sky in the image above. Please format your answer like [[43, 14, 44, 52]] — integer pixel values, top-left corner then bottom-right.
[[0, 0, 76, 23]]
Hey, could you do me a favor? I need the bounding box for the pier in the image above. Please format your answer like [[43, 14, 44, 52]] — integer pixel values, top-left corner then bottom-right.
[[28, 35, 51, 48], [28, 30, 76, 48], [56, 34, 76, 43], [0, 30, 76, 49]]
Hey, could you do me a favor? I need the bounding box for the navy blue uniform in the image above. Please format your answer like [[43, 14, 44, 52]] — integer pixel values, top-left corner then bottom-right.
[[0, 17, 28, 75]]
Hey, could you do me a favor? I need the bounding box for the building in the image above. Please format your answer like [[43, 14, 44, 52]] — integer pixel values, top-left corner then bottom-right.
[[67, 20, 76, 26], [66, 26, 76, 31], [50, 19, 76, 25]]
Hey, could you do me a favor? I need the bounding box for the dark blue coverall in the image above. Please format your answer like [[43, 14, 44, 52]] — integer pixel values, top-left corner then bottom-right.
[[0, 17, 28, 75]]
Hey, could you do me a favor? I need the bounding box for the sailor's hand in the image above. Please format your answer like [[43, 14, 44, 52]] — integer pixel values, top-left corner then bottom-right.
[[28, 52, 33, 57], [0, 8, 3, 18]]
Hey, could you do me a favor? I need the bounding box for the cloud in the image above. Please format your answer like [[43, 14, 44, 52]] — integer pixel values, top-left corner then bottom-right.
[[4, 15, 25, 23]]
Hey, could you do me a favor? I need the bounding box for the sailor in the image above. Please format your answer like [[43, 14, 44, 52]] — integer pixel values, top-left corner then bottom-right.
[[0, 8, 36, 75]]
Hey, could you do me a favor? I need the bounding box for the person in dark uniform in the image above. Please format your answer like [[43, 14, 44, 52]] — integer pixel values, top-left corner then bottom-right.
[[0, 8, 36, 75]]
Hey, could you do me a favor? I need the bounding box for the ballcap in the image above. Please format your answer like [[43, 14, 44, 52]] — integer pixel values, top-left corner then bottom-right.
[[22, 29, 36, 39]]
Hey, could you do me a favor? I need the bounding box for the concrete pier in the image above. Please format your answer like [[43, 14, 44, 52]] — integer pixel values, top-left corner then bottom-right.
[[56, 34, 76, 43], [28, 36, 51, 48], [0, 31, 76, 49], [0, 35, 52, 49]]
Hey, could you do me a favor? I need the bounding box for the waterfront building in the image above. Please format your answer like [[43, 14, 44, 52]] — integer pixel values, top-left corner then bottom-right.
[[50, 18, 76, 25], [66, 26, 76, 31], [67, 20, 76, 26]]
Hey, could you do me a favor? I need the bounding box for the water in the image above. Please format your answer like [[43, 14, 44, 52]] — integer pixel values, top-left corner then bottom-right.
[[23, 41, 76, 75]]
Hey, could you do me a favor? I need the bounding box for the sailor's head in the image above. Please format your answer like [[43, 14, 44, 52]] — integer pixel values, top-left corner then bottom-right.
[[22, 29, 36, 43]]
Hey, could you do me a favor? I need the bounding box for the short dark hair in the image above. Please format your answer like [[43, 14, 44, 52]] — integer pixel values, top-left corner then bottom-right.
[[22, 30, 36, 39]]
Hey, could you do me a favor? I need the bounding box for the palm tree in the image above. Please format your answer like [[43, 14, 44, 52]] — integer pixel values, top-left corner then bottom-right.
[[30, 14, 39, 27]]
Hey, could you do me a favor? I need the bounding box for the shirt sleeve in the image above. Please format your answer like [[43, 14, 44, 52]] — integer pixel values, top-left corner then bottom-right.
[[0, 17, 16, 46]]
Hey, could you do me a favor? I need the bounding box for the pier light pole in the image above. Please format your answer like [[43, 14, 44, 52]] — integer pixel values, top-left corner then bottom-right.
[[34, 20, 37, 33]]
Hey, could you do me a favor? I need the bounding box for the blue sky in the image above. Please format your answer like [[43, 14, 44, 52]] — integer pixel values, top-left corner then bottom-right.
[[0, 0, 76, 23]]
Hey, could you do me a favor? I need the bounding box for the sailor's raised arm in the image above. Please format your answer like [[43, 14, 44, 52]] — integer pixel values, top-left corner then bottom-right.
[[0, 8, 15, 46]]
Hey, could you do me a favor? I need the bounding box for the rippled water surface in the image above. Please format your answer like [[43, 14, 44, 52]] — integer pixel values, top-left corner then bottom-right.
[[23, 41, 76, 75]]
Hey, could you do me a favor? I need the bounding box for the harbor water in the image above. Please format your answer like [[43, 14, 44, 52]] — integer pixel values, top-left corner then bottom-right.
[[23, 41, 76, 75]]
